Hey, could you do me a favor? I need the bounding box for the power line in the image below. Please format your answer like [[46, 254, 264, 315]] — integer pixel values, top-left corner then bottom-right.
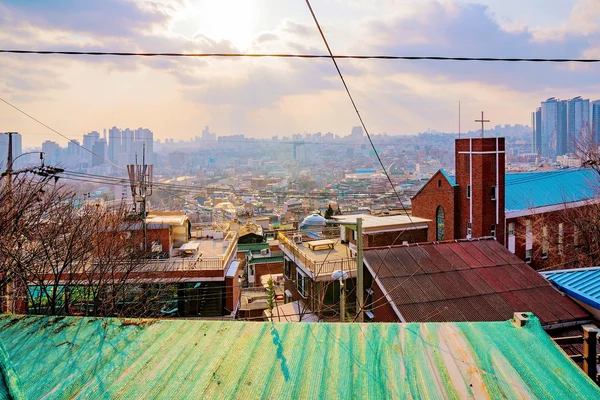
[[0, 96, 125, 171], [2, 49, 600, 63], [304, 0, 419, 236]]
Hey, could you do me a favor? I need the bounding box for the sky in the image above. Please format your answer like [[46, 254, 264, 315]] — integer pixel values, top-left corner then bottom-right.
[[1, 0, 600, 147]]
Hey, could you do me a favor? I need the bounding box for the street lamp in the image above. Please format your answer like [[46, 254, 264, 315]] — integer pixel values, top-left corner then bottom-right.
[[331, 269, 349, 322], [12, 151, 45, 168]]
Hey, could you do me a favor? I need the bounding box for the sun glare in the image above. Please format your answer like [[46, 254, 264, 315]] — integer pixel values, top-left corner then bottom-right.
[[190, 0, 260, 50]]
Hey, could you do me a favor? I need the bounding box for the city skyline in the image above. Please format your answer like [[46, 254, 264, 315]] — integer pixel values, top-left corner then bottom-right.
[[2, 0, 600, 147]]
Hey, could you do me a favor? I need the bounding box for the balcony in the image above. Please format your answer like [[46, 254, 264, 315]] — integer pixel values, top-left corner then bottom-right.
[[144, 231, 238, 273], [278, 231, 356, 281]]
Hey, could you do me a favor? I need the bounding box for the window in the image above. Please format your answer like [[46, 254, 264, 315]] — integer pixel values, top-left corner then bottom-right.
[[284, 258, 292, 278], [508, 222, 515, 236], [467, 185, 471, 199], [542, 226, 549, 259], [525, 249, 532, 263], [491, 186, 496, 201], [436, 206, 445, 241], [574, 225, 579, 246], [297, 270, 308, 298], [558, 223, 564, 254], [490, 224, 496, 237], [438, 179, 442, 188], [466, 222, 472, 238]]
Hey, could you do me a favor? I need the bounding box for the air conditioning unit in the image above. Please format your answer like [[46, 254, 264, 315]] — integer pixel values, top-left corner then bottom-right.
[[260, 249, 269, 256], [292, 234, 303, 244]]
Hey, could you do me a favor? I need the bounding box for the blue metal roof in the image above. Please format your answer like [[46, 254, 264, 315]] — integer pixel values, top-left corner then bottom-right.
[[439, 169, 457, 186], [542, 268, 600, 310], [446, 168, 598, 212], [505, 169, 598, 212]]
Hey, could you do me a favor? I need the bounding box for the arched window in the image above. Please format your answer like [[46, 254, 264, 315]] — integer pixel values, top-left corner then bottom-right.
[[436, 206, 445, 241]]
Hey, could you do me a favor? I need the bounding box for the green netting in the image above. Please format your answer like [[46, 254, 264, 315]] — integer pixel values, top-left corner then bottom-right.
[[0, 313, 598, 399]]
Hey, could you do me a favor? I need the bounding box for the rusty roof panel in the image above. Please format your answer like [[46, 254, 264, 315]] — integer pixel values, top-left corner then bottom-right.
[[458, 242, 497, 267], [447, 242, 485, 268], [459, 270, 496, 295], [364, 239, 590, 326]]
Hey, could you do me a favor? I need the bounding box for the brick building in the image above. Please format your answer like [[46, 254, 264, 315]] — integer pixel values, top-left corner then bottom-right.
[[411, 137, 599, 268]]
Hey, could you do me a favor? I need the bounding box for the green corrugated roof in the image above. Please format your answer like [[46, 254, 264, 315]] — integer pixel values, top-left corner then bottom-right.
[[248, 256, 284, 264], [1, 314, 598, 399], [237, 242, 269, 251]]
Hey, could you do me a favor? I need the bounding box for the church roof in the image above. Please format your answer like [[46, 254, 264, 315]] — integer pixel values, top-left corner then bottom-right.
[[504, 168, 598, 213], [446, 168, 598, 213]]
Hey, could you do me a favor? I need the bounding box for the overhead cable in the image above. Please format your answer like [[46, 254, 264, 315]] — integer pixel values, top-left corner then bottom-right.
[[1, 49, 600, 63]]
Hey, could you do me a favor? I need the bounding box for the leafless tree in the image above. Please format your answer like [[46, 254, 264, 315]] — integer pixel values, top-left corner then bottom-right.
[[1, 175, 178, 317]]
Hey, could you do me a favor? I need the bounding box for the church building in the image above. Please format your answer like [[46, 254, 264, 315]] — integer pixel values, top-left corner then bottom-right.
[[411, 136, 599, 269]]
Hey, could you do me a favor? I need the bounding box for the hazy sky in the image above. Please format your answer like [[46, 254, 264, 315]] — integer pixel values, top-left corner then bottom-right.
[[1, 0, 600, 147]]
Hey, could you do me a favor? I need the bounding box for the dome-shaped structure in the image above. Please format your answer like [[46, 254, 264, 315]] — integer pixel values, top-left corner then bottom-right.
[[300, 213, 327, 230]]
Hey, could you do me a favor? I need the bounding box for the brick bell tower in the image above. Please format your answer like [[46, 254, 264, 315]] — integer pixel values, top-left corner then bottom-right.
[[454, 137, 506, 245]]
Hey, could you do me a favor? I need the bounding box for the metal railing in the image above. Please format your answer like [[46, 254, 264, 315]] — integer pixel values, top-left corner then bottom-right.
[[278, 232, 356, 277]]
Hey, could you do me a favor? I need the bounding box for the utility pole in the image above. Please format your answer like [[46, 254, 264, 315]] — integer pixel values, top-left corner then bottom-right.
[[356, 217, 364, 322], [3, 132, 17, 192]]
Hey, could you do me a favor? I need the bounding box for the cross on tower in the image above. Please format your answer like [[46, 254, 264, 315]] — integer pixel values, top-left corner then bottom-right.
[[475, 111, 490, 138]]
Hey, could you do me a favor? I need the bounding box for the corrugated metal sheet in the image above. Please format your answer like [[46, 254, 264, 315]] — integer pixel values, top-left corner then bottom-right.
[[446, 168, 597, 212], [237, 242, 269, 252], [505, 169, 598, 212], [248, 256, 284, 265], [543, 267, 600, 310], [364, 239, 591, 325], [1, 314, 599, 399]]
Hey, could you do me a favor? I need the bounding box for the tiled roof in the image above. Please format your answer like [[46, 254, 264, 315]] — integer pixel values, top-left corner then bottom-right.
[[505, 168, 598, 212], [2, 314, 600, 399], [364, 239, 590, 325], [542, 267, 600, 310]]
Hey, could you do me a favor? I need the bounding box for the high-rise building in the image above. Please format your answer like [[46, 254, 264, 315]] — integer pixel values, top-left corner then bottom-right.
[[108, 127, 121, 163], [532, 108, 541, 154], [567, 96, 590, 153], [42, 140, 61, 165], [91, 139, 107, 167], [135, 128, 154, 158], [541, 98, 559, 158], [592, 100, 600, 146], [0, 132, 22, 169], [82, 131, 100, 164], [557, 100, 568, 156]]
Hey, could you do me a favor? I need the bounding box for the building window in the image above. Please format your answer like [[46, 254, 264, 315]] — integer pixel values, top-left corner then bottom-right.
[[436, 206, 445, 241], [297, 270, 308, 298], [491, 186, 496, 201], [467, 222, 472, 238], [574, 225, 579, 246], [525, 219, 533, 252], [438, 179, 441, 188], [558, 223, 564, 254], [467, 185, 471, 199], [508, 222, 515, 236], [542, 226, 549, 259], [490, 224, 496, 237], [525, 249, 532, 263], [284, 258, 292, 278]]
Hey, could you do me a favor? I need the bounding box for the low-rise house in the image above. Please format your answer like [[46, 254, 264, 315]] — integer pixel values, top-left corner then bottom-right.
[[278, 214, 430, 319], [543, 268, 600, 319]]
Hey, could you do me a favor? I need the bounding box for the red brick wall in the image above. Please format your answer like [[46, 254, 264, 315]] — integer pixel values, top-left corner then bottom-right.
[[131, 228, 172, 253], [455, 138, 506, 245], [411, 169, 458, 242], [372, 281, 400, 322], [254, 262, 283, 287], [364, 229, 428, 247]]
